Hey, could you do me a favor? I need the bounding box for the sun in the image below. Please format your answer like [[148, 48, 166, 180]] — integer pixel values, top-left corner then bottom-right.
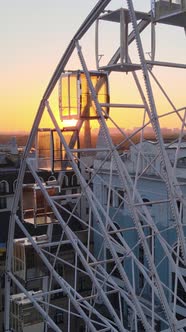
[[62, 119, 78, 127]]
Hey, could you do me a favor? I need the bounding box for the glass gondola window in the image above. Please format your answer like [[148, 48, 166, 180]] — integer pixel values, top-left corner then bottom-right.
[[37, 130, 51, 170], [59, 72, 79, 119], [59, 71, 109, 120], [80, 71, 109, 118], [52, 130, 62, 171], [37, 129, 79, 171]]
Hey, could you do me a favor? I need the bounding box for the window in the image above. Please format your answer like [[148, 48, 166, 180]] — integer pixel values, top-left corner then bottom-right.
[[172, 273, 186, 308], [72, 174, 77, 186], [55, 263, 64, 277], [139, 243, 144, 289], [117, 189, 124, 208], [48, 175, 57, 182], [142, 198, 152, 206], [107, 223, 123, 279], [79, 277, 89, 291], [61, 189, 66, 196], [64, 175, 69, 187], [176, 313, 186, 321], [79, 326, 85, 332], [176, 200, 186, 224], [0, 197, 7, 209], [138, 219, 153, 290], [13, 179, 18, 193], [72, 188, 78, 194], [27, 251, 35, 269], [104, 187, 114, 206], [59, 71, 109, 120], [54, 311, 64, 324], [172, 244, 185, 268], [0, 181, 9, 194], [177, 157, 186, 168], [141, 198, 152, 214]]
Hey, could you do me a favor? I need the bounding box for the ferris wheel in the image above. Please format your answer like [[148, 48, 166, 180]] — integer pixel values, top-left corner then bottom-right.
[[4, 1, 186, 331]]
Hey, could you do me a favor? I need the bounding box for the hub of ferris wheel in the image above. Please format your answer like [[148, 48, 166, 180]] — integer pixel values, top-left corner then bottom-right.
[[4, 1, 186, 331]]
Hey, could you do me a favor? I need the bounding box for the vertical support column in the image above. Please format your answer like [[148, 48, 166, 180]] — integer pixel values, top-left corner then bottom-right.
[[182, 0, 186, 10], [95, 19, 100, 69], [151, 0, 156, 17], [43, 276, 49, 332], [120, 9, 128, 64], [151, 230, 155, 330]]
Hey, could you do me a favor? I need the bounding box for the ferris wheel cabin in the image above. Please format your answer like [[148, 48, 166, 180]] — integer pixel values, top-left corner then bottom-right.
[[10, 291, 44, 332], [59, 70, 109, 120], [154, 0, 186, 26]]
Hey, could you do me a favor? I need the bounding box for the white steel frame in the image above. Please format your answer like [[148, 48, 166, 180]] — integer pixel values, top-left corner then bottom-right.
[[5, 1, 186, 331]]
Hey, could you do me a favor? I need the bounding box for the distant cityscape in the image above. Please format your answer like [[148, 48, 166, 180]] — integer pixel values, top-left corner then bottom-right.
[[0, 126, 184, 147]]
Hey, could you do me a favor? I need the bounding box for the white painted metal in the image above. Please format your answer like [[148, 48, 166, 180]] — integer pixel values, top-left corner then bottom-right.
[[5, 0, 186, 331]]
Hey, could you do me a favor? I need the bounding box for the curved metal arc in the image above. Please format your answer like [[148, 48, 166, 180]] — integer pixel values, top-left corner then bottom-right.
[[4, 2, 110, 330], [43, 0, 111, 101]]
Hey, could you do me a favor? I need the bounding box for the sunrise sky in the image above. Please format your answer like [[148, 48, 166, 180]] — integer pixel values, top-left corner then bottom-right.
[[1, 0, 186, 133]]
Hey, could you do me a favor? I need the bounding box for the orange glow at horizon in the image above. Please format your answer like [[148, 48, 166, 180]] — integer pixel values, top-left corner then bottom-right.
[[2, 1, 186, 136], [1, 67, 185, 134]]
